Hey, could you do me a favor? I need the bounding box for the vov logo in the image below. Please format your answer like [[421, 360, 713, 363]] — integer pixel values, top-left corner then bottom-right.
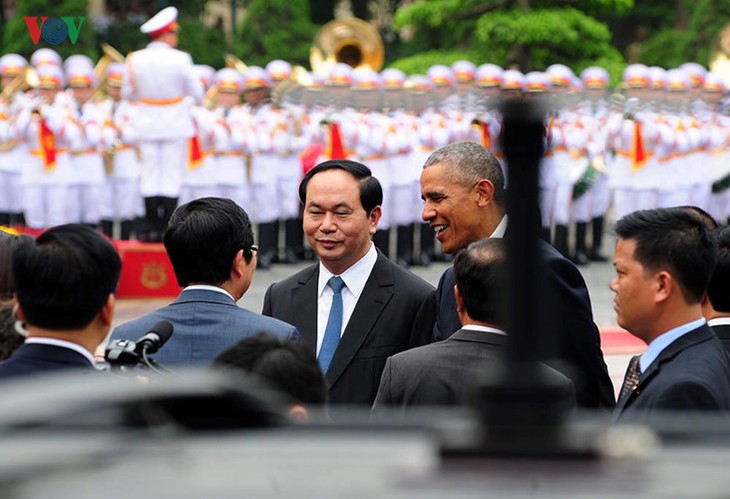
[[24, 17, 85, 45]]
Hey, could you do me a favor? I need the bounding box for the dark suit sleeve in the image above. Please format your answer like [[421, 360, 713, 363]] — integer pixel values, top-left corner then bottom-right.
[[410, 290, 437, 348], [545, 255, 615, 409], [372, 356, 395, 415], [432, 267, 461, 343], [262, 283, 274, 317]]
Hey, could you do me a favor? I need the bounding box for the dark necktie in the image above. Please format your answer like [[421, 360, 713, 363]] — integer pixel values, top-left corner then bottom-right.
[[318, 276, 345, 374], [618, 355, 641, 403]]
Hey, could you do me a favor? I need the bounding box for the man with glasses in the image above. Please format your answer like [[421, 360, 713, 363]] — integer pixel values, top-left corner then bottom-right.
[[111, 197, 298, 367]]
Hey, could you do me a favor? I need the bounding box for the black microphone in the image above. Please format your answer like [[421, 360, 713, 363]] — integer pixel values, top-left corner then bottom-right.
[[135, 321, 174, 355], [105, 321, 174, 366]]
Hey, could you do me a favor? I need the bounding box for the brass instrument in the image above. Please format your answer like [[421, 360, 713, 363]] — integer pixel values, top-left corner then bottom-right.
[[0, 67, 39, 101], [310, 18, 384, 76], [202, 86, 219, 109], [90, 43, 125, 101], [225, 54, 248, 74]]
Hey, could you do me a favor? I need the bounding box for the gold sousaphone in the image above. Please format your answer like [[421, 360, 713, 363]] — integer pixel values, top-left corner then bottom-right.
[[310, 18, 384, 75]]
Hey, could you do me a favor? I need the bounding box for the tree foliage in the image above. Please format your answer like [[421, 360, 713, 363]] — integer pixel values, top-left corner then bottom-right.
[[233, 0, 317, 68], [391, 0, 632, 80], [387, 50, 481, 75]]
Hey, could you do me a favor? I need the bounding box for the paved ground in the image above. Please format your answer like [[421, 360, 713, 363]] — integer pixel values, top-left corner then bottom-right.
[[110, 235, 643, 399]]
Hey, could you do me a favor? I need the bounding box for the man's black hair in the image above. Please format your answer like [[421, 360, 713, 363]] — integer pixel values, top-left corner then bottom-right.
[[708, 225, 730, 312], [213, 333, 327, 406], [614, 207, 717, 304], [164, 197, 256, 287], [298, 160, 383, 215], [453, 238, 507, 328], [12, 224, 121, 330]]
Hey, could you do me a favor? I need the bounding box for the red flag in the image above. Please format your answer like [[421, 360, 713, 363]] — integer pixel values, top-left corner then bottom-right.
[[480, 122, 491, 149], [300, 143, 324, 175], [188, 135, 203, 170], [631, 121, 646, 171], [38, 119, 56, 172], [326, 122, 347, 160]]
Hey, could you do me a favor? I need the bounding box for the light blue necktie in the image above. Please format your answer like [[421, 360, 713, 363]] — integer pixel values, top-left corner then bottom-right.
[[318, 276, 345, 374]]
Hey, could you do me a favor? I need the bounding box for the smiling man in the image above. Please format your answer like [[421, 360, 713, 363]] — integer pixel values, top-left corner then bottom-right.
[[421, 141, 614, 409], [612, 208, 730, 421], [263, 160, 435, 408]]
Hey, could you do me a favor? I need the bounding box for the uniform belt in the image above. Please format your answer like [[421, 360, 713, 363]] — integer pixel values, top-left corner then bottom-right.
[[70, 148, 99, 156], [139, 96, 185, 105], [214, 151, 245, 157], [616, 150, 655, 159], [30, 148, 68, 155], [359, 154, 385, 162]]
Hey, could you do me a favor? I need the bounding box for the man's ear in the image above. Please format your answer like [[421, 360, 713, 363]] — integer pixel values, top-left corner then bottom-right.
[[99, 293, 115, 329], [655, 271, 673, 304], [475, 179, 495, 207], [14, 303, 26, 322], [232, 249, 245, 279], [368, 206, 383, 235], [454, 284, 465, 317], [288, 404, 310, 422]]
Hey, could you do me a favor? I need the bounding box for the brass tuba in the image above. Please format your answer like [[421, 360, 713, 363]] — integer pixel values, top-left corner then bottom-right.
[[91, 43, 125, 100], [310, 18, 384, 76], [0, 67, 39, 101]]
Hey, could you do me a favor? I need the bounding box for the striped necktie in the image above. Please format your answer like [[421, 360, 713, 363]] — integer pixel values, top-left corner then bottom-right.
[[618, 355, 641, 403]]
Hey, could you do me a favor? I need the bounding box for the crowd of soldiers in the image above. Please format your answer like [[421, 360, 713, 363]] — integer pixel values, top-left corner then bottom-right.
[[1, 13, 730, 269]]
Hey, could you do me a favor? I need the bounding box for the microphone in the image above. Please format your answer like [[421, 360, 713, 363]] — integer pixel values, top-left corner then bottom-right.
[[105, 321, 174, 366], [135, 321, 174, 355]]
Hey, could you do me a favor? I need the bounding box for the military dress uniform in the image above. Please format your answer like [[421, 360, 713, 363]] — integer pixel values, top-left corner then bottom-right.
[[0, 54, 30, 227], [123, 6, 203, 241]]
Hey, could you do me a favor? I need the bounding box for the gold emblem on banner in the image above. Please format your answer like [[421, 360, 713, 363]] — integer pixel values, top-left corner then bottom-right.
[[140, 261, 168, 290]]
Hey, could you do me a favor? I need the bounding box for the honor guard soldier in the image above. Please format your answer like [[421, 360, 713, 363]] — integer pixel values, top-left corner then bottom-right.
[[65, 57, 106, 228], [14, 64, 76, 230], [266, 59, 309, 263], [100, 62, 143, 240], [406, 75, 441, 265], [211, 68, 251, 216], [703, 73, 730, 223], [0, 54, 30, 228], [179, 64, 218, 205], [572, 66, 612, 262], [545, 64, 580, 258], [498, 69, 526, 178], [663, 69, 695, 208], [382, 68, 418, 266], [241, 66, 292, 269], [124, 6, 203, 241], [607, 64, 656, 220]]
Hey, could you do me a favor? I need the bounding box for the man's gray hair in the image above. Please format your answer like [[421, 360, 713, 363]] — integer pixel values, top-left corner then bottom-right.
[[423, 142, 506, 205]]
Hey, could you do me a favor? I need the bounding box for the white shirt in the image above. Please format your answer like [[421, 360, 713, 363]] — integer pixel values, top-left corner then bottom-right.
[[316, 243, 378, 356], [490, 214, 508, 238], [24, 337, 98, 368], [461, 324, 507, 336], [708, 317, 730, 328], [183, 284, 235, 302]]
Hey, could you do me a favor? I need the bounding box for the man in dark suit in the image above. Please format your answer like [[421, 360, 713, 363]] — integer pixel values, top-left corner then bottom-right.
[[111, 198, 298, 367], [420, 141, 613, 409], [612, 208, 730, 421], [0, 225, 122, 379], [702, 225, 730, 353], [263, 160, 435, 407], [372, 238, 574, 414]]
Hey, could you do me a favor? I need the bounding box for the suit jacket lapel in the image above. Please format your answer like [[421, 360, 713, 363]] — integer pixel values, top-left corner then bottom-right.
[[291, 265, 319, 352], [325, 253, 395, 387], [617, 324, 714, 412]]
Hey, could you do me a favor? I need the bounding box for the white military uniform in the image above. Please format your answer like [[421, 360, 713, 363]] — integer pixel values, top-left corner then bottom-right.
[[123, 41, 202, 198]]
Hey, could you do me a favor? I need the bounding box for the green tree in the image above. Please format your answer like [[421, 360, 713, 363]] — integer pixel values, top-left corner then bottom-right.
[[178, 16, 228, 68], [391, 0, 631, 79], [233, 0, 317, 68], [3, 0, 98, 59]]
